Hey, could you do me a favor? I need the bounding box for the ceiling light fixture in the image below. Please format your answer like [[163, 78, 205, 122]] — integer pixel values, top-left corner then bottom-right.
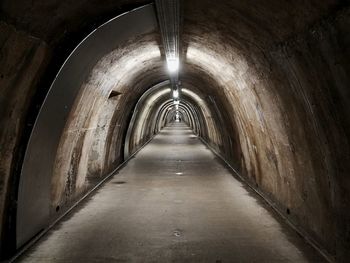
[[167, 58, 179, 73]]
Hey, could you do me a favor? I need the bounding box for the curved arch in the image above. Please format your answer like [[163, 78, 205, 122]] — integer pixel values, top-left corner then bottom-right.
[[124, 80, 171, 158], [160, 101, 198, 131], [125, 91, 206, 157], [16, 5, 158, 248], [123, 79, 221, 160]]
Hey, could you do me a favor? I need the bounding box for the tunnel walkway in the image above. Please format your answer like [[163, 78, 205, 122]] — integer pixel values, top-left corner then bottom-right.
[[17, 123, 325, 262]]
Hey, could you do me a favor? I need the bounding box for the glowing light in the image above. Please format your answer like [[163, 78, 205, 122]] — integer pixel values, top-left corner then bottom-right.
[[167, 58, 179, 73], [173, 89, 179, 99], [175, 111, 180, 121]]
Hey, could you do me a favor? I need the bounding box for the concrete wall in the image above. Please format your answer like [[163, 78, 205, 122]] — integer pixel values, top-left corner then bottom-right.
[[0, 21, 49, 255]]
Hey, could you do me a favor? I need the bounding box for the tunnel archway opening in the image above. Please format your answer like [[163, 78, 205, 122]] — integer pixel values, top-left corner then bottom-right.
[[0, 1, 349, 262], [12, 5, 229, 253]]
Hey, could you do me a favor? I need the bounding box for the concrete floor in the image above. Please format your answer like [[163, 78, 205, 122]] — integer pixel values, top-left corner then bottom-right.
[[17, 123, 325, 262]]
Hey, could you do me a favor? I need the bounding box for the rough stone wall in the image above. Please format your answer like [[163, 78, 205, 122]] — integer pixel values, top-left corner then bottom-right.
[[181, 4, 350, 260], [0, 0, 151, 43], [266, 10, 350, 257], [51, 35, 164, 212], [0, 21, 49, 253], [87, 97, 121, 179]]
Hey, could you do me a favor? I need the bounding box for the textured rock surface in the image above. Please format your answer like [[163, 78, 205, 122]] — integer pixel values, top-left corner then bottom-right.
[[0, 21, 49, 254]]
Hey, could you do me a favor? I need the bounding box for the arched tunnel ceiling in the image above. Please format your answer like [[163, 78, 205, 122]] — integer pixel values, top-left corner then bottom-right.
[[1, 0, 340, 45], [0, 0, 350, 261]]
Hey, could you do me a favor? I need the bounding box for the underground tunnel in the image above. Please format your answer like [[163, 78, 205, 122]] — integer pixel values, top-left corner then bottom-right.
[[0, 0, 350, 262]]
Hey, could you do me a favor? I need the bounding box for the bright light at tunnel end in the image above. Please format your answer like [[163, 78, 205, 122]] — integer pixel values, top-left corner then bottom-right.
[[167, 58, 179, 73], [173, 89, 179, 99]]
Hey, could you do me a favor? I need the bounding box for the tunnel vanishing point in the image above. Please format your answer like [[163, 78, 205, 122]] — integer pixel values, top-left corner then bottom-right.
[[0, 0, 350, 262]]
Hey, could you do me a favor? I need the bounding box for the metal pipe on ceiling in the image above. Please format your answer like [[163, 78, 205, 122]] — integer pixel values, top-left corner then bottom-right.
[[155, 0, 181, 96]]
